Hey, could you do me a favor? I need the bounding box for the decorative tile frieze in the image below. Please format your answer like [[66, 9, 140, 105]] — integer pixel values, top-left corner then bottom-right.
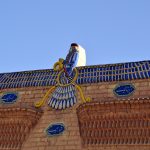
[[1, 60, 150, 89]]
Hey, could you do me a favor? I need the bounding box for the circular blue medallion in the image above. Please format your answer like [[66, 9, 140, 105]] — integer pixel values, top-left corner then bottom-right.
[[114, 83, 135, 97], [46, 123, 65, 136], [1, 92, 18, 104]]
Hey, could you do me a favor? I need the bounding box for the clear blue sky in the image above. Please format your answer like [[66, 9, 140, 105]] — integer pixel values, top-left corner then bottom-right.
[[0, 0, 150, 73]]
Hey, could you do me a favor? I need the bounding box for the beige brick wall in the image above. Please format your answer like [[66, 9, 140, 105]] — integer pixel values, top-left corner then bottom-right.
[[81, 79, 150, 102], [0, 79, 150, 150]]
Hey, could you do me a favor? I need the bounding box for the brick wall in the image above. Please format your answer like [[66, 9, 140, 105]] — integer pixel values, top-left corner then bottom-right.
[[0, 79, 150, 150]]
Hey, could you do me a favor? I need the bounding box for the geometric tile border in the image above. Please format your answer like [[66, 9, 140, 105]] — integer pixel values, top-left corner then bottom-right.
[[1, 60, 150, 89]]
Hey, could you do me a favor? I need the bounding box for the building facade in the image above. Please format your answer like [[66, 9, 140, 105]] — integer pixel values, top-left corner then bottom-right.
[[0, 60, 150, 150]]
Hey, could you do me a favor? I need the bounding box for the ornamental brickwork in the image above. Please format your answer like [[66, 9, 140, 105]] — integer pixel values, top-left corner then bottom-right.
[[0, 60, 150, 150], [77, 99, 150, 145], [0, 105, 42, 150]]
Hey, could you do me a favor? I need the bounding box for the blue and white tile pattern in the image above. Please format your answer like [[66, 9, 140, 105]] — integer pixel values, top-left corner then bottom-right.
[[0, 60, 150, 89]]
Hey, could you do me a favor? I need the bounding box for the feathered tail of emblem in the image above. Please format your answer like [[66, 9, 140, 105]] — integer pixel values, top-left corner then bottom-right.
[[48, 84, 77, 110]]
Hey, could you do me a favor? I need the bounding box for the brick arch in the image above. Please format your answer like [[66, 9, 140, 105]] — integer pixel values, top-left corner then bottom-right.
[[77, 99, 150, 145]]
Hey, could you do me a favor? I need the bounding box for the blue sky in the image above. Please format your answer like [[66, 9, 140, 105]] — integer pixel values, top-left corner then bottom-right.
[[0, 0, 150, 73]]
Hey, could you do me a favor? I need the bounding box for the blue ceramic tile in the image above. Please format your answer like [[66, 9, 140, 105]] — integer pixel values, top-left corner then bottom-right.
[[97, 77, 100, 82], [84, 78, 87, 83], [142, 65, 146, 70], [132, 63, 135, 67], [106, 76, 109, 81], [148, 71, 150, 77], [1, 92, 18, 104], [140, 72, 144, 78], [109, 66, 112, 70], [109, 76, 112, 81], [136, 72, 140, 78], [1, 61, 150, 89], [99, 76, 103, 82], [145, 63, 149, 70], [114, 83, 135, 97], [132, 74, 134, 79], [99, 67, 102, 71], [116, 66, 119, 70], [112, 66, 115, 70], [118, 75, 121, 80], [94, 68, 97, 72], [139, 67, 142, 71], [46, 123, 65, 137], [116, 75, 118, 81], [106, 66, 109, 70], [102, 76, 105, 81], [125, 69, 128, 73], [109, 69, 112, 74], [116, 70, 119, 74], [134, 68, 138, 71], [128, 69, 130, 72], [113, 76, 115, 81], [81, 78, 83, 84], [129, 74, 132, 80], [125, 63, 128, 68], [121, 74, 125, 80], [144, 72, 148, 78], [125, 74, 128, 80]]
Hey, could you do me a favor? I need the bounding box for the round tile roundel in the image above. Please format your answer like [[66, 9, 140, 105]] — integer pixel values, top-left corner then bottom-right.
[[46, 123, 65, 136], [114, 83, 135, 97], [1, 93, 18, 104]]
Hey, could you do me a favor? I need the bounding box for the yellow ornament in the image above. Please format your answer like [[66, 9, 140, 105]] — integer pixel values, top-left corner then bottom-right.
[[53, 58, 64, 71]]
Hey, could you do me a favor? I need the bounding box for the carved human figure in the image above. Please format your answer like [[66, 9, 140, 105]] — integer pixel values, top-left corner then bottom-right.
[[63, 43, 86, 77]]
